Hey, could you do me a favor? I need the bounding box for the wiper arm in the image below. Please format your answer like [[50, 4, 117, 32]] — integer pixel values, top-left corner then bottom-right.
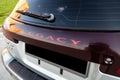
[[16, 10, 55, 22]]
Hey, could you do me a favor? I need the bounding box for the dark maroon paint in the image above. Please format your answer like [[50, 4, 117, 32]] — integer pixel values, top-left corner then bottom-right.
[[2, 22, 120, 77]]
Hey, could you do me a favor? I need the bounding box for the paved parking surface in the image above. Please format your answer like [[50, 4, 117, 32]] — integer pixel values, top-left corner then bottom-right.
[[0, 32, 12, 80]]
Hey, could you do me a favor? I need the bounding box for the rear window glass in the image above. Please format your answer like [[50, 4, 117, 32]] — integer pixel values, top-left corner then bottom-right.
[[21, 0, 120, 30]]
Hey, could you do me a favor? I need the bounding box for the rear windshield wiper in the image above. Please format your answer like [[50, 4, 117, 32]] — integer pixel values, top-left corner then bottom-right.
[[16, 10, 55, 22]]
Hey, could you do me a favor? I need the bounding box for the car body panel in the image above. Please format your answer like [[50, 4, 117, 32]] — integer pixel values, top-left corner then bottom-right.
[[2, 0, 120, 79]]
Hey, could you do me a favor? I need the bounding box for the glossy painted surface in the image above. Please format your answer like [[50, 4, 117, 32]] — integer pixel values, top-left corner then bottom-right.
[[14, 23, 120, 55], [2, 0, 120, 78], [3, 22, 120, 77]]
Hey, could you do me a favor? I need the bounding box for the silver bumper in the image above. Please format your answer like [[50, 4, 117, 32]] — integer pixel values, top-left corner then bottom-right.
[[1, 47, 120, 80], [1, 48, 54, 80], [1, 48, 22, 80]]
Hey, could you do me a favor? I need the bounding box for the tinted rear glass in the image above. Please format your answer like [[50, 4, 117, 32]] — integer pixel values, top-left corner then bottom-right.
[[21, 0, 120, 30]]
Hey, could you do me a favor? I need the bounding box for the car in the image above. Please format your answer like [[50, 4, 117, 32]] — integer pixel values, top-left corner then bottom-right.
[[2, 0, 120, 80]]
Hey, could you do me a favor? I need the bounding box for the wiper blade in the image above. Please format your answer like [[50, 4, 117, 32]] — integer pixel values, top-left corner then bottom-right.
[[16, 10, 55, 22]]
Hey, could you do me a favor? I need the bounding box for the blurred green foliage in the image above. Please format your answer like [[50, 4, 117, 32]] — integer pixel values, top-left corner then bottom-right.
[[0, 0, 18, 26]]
